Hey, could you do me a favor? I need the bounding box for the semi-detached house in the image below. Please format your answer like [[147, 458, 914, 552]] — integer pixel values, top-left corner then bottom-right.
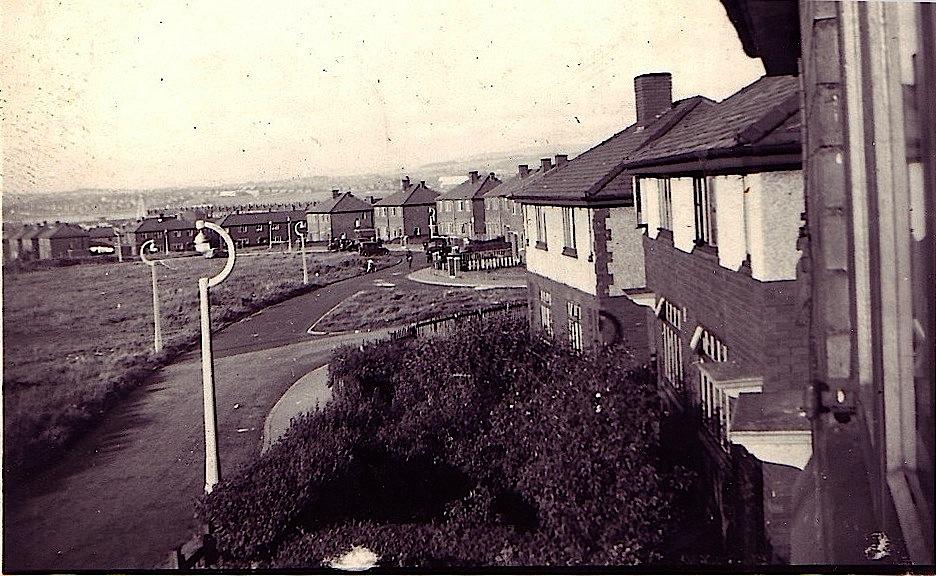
[[626, 73, 807, 563], [435, 171, 501, 240], [305, 190, 374, 243], [513, 73, 712, 356], [482, 163, 547, 262], [373, 177, 440, 241]]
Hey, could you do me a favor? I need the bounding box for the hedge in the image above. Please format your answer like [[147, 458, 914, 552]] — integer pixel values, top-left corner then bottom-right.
[[200, 316, 697, 567]]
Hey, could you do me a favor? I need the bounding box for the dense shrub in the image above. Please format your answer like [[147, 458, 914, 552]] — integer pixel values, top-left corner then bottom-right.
[[201, 316, 694, 567]]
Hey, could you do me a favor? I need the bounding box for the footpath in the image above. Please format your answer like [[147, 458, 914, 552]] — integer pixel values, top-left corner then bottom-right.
[[406, 265, 527, 289], [2, 260, 408, 572]]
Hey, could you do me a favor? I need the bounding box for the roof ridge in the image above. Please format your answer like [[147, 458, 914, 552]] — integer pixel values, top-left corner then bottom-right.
[[584, 96, 711, 198]]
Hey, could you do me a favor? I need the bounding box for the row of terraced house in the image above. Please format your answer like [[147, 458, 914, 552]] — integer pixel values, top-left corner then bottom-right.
[[504, 0, 933, 567]]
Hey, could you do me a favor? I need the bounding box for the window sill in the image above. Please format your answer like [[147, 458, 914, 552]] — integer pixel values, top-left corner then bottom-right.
[[562, 246, 578, 258], [535, 241, 548, 251]]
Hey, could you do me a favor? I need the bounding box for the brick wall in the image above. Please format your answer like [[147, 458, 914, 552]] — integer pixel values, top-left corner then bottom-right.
[[643, 231, 809, 396], [526, 271, 650, 360]]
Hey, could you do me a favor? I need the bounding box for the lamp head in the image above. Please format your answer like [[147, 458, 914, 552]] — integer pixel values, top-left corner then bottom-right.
[[194, 221, 211, 254]]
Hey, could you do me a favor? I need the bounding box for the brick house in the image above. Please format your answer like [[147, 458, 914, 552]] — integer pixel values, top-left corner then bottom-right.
[[626, 74, 806, 562], [3, 223, 25, 262], [435, 171, 502, 240], [482, 164, 542, 262], [36, 223, 91, 260], [305, 190, 374, 242], [374, 177, 440, 241], [219, 209, 307, 249], [132, 216, 197, 254], [17, 224, 45, 261], [720, 0, 934, 566], [513, 73, 713, 355]]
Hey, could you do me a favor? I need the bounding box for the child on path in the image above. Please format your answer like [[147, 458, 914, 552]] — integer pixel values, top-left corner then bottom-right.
[[366, 258, 375, 273]]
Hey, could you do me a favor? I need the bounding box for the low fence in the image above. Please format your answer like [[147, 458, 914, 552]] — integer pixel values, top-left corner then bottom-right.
[[459, 248, 520, 271], [387, 301, 528, 341]]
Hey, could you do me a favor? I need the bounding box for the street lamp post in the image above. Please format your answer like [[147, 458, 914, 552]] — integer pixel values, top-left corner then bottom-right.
[[139, 240, 163, 353], [193, 220, 237, 494], [295, 221, 308, 285], [115, 230, 123, 263]]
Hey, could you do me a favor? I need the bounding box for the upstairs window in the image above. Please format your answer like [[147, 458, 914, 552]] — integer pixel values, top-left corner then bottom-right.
[[693, 177, 716, 246], [535, 206, 547, 248], [561, 207, 577, 257], [658, 178, 673, 230]]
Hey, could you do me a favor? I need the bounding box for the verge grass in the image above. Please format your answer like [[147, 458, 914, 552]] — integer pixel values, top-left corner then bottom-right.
[[312, 284, 526, 333], [2, 251, 382, 481]]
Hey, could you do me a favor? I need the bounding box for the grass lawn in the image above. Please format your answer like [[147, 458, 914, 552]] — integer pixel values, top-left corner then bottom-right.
[[312, 284, 526, 333], [2, 251, 387, 479]]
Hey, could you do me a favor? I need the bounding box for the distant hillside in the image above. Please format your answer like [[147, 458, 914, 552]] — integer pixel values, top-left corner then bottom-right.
[[2, 144, 590, 223]]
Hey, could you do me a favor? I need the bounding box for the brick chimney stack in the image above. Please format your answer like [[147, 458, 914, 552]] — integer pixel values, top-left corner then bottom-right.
[[540, 158, 553, 172], [634, 72, 672, 126], [401, 176, 411, 190], [555, 154, 569, 167], [518, 164, 531, 178], [331, 189, 341, 199], [469, 170, 480, 183]]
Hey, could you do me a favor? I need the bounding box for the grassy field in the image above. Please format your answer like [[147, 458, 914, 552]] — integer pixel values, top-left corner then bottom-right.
[[2, 251, 384, 479], [312, 284, 526, 333]]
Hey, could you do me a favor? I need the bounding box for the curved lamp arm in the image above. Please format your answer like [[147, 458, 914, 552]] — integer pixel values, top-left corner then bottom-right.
[[196, 220, 236, 288], [139, 239, 158, 267]]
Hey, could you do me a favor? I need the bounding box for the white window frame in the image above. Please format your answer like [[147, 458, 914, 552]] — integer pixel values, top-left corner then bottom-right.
[[562, 206, 576, 252], [659, 178, 673, 230], [540, 289, 553, 336], [567, 301, 583, 352]]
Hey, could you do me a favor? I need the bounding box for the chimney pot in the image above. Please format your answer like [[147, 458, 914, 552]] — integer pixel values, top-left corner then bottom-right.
[[332, 189, 341, 199], [540, 158, 553, 172], [420, 180, 426, 186], [401, 176, 411, 190], [634, 72, 673, 125], [518, 164, 531, 178], [469, 170, 480, 183], [555, 154, 569, 167]]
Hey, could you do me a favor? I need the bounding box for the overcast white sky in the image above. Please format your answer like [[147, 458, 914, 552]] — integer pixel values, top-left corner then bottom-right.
[[1, 0, 764, 193]]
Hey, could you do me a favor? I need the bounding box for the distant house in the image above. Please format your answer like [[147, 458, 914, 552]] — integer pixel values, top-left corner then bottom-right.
[[36, 223, 91, 260], [132, 216, 197, 254], [483, 163, 550, 262], [435, 171, 502, 240], [17, 224, 45, 261], [373, 177, 440, 241], [305, 190, 375, 242], [3, 223, 25, 262], [219, 209, 307, 249], [513, 73, 711, 355]]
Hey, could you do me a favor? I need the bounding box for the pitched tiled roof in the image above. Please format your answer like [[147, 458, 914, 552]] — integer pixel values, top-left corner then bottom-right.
[[375, 182, 441, 206], [88, 226, 119, 238], [220, 210, 306, 227], [37, 223, 90, 239], [133, 216, 197, 233], [307, 192, 374, 214], [513, 96, 714, 204], [19, 225, 45, 241], [627, 75, 800, 167], [484, 166, 549, 199], [437, 173, 502, 201]]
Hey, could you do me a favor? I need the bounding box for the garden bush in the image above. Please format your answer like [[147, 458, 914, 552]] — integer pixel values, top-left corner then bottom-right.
[[201, 316, 695, 567]]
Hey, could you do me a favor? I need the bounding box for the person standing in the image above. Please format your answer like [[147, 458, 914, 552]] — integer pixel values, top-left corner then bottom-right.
[[366, 258, 375, 274], [405, 250, 413, 269]]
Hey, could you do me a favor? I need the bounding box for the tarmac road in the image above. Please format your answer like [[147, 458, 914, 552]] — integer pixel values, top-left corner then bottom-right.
[[2, 259, 425, 571]]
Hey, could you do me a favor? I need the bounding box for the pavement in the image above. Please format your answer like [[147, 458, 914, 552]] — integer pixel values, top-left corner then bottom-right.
[[1, 258, 430, 572], [406, 265, 528, 289]]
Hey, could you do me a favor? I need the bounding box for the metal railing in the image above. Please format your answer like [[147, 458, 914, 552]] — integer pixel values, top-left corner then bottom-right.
[[387, 301, 527, 341]]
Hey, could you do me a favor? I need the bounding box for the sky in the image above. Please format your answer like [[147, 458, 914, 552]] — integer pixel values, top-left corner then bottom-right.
[[0, 0, 764, 193]]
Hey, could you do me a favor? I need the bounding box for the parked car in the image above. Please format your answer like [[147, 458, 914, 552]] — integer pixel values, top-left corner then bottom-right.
[[359, 241, 389, 256]]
